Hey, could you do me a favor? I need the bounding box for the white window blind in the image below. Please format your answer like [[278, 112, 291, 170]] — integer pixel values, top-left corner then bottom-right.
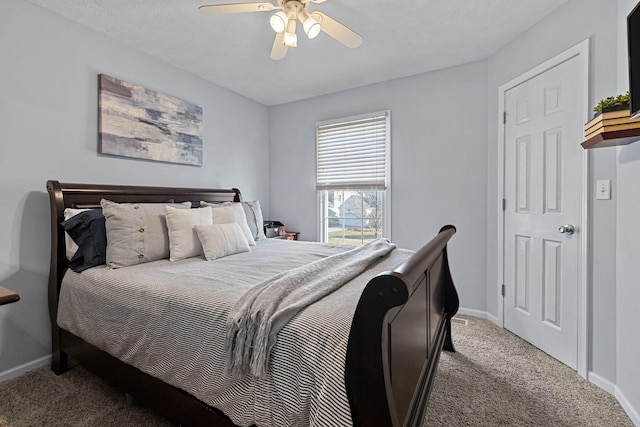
[[316, 111, 389, 190]]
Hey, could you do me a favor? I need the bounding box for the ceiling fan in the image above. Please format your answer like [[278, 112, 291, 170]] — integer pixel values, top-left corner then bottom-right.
[[198, 0, 363, 60]]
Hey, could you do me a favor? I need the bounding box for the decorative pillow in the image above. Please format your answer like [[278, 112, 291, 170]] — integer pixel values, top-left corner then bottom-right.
[[242, 200, 267, 241], [206, 202, 256, 246], [63, 208, 90, 260], [61, 209, 107, 272], [165, 206, 213, 261], [101, 199, 191, 268], [201, 201, 263, 243], [194, 223, 251, 260]]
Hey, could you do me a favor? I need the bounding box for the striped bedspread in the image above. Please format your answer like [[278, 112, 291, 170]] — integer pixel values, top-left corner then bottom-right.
[[57, 238, 412, 427]]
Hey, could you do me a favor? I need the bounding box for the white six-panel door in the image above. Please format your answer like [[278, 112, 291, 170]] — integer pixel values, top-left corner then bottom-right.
[[503, 54, 584, 370]]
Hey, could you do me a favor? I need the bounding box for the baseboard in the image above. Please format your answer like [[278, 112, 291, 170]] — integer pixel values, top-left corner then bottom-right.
[[485, 312, 499, 325], [588, 371, 616, 394], [586, 371, 640, 425], [615, 386, 640, 427], [456, 307, 487, 319], [456, 308, 500, 326], [0, 355, 51, 384]]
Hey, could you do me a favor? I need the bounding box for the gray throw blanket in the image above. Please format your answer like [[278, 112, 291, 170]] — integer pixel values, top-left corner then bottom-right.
[[225, 238, 396, 379]]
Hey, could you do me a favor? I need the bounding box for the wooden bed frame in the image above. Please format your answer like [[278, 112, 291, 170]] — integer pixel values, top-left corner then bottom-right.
[[47, 180, 459, 427]]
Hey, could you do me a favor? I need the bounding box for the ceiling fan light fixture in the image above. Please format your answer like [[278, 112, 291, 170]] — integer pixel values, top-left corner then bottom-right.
[[297, 9, 320, 39], [269, 11, 288, 33], [199, 1, 363, 58], [283, 31, 297, 47], [283, 18, 298, 47], [302, 17, 321, 39]]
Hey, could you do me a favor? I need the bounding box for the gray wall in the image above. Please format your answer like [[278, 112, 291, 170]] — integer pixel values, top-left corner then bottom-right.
[[616, 0, 640, 421], [269, 61, 489, 314], [486, 0, 620, 386], [0, 0, 269, 378]]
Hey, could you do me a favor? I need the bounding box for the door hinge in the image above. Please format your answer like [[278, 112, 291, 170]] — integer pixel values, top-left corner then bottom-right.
[[502, 111, 507, 124], [501, 284, 506, 297], [502, 198, 506, 211]]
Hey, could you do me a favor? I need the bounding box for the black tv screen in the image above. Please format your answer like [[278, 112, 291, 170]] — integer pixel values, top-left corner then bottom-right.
[[629, 1, 640, 118]]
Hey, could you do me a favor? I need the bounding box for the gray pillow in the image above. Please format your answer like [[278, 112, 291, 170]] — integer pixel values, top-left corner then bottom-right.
[[101, 199, 191, 268], [240, 200, 266, 241]]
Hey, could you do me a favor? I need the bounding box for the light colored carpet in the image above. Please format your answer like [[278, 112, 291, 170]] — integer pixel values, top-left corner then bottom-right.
[[424, 315, 633, 426], [0, 315, 633, 426]]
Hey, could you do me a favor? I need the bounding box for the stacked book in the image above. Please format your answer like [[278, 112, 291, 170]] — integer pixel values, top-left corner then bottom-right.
[[584, 109, 640, 139]]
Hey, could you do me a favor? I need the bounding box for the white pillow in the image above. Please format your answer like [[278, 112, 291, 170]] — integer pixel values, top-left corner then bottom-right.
[[165, 206, 213, 261], [63, 208, 89, 260], [201, 201, 265, 242], [194, 223, 251, 260], [210, 203, 256, 246]]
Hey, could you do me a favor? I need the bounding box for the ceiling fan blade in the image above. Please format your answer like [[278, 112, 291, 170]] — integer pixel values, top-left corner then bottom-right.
[[198, 2, 277, 15], [310, 11, 362, 48], [270, 32, 288, 60], [308, 0, 327, 3]]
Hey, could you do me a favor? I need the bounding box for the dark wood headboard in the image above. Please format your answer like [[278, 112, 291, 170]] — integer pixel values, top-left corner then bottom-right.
[[46, 180, 242, 372]]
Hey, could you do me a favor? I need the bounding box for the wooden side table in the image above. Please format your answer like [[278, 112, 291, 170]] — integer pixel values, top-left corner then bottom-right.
[[0, 285, 20, 305]]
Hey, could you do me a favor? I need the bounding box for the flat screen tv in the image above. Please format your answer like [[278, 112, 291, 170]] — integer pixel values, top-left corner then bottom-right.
[[629, 1, 640, 119]]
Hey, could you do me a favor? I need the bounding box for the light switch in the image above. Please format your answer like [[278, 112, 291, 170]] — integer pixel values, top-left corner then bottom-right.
[[596, 179, 611, 200]]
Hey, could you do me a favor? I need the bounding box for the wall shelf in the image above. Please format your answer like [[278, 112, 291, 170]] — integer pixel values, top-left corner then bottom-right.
[[581, 128, 640, 149]]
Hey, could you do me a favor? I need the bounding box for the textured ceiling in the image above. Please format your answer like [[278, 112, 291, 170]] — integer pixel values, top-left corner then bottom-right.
[[26, 0, 569, 106]]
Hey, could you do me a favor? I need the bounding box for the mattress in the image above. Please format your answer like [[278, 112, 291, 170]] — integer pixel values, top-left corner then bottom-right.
[[57, 238, 413, 427]]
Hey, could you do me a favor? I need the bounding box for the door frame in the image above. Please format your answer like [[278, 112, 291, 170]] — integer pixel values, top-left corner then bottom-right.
[[496, 39, 590, 378]]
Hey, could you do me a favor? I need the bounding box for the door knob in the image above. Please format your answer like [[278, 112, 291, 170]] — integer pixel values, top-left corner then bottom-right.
[[558, 224, 575, 235]]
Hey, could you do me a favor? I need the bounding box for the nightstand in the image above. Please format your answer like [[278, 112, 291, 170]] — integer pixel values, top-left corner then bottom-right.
[[0, 285, 20, 305]]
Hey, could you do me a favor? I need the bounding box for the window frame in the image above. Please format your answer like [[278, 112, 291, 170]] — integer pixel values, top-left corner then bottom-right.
[[316, 110, 391, 244]]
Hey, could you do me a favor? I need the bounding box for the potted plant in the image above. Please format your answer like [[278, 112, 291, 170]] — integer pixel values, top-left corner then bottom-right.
[[592, 92, 630, 117]]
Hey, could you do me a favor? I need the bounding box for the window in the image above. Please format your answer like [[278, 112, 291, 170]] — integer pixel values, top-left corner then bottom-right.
[[316, 111, 390, 246]]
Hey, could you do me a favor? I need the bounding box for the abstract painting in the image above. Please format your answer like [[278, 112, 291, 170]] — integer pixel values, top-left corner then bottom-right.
[[98, 74, 203, 166]]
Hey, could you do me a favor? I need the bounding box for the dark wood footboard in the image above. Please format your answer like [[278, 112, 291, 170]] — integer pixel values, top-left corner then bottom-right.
[[47, 180, 458, 427], [346, 225, 458, 427]]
